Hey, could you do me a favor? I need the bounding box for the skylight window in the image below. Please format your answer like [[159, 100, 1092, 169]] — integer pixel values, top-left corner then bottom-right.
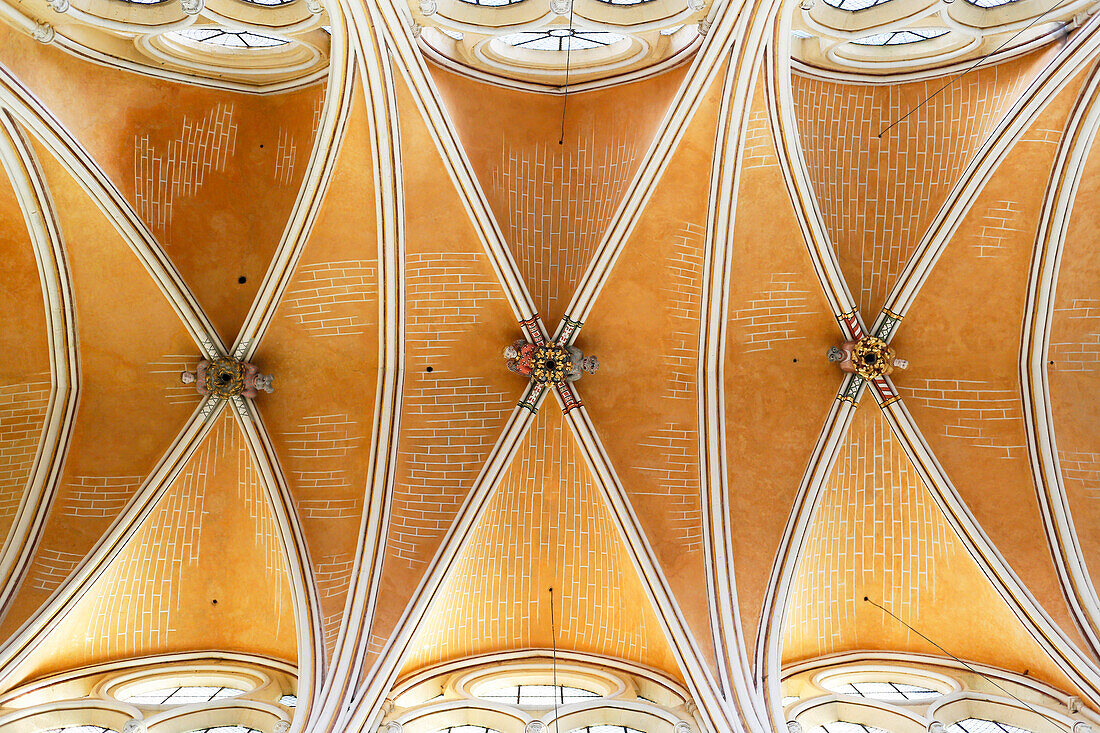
[[279, 694, 298, 707], [808, 723, 890, 733], [44, 727, 114, 733], [850, 28, 948, 45], [594, 0, 655, 6], [821, 0, 894, 10], [182, 728, 264, 733], [456, 0, 525, 6], [436, 727, 501, 733], [477, 683, 601, 705], [965, 0, 1021, 6], [826, 681, 942, 703], [169, 28, 289, 48], [568, 727, 647, 733], [123, 685, 246, 705], [238, 0, 294, 5], [948, 720, 1035, 733], [498, 29, 626, 51]]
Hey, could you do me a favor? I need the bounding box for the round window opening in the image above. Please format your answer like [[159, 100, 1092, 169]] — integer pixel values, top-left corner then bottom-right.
[[809, 724, 889, 733], [122, 685, 247, 705], [823, 679, 942, 703], [850, 28, 949, 46], [476, 683, 601, 706], [166, 28, 289, 48], [497, 29, 627, 51]]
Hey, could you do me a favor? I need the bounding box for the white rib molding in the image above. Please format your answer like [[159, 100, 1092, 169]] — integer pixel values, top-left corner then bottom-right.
[[1021, 65, 1100, 660], [0, 113, 80, 621], [0, 61, 225, 358]]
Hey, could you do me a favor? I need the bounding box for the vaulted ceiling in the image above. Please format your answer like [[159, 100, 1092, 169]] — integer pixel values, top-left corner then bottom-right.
[[0, 0, 1098, 730]]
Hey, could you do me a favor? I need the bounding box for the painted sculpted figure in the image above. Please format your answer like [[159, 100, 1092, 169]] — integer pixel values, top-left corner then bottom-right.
[[564, 345, 599, 382], [827, 336, 908, 379], [181, 357, 274, 398], [504, 339, 539, 378], [505, 339, 600, 383]]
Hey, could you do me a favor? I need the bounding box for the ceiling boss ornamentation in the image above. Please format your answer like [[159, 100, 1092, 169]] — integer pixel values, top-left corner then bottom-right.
[[505, 338, 599, 384], [828, 336, 908, 380], [181, 356, 275, 398]]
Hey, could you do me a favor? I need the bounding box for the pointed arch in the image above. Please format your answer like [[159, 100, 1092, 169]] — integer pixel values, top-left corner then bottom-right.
[[1021, 65, 1100, 660], [876, 16, 1100, 334], [0, 60, 224, 357], [882, 399, 1100, 700], [0, 112, 79, 618], [232, 16, 356, 362], [764, 5, 861, 333], [0, 399, 226, 688]]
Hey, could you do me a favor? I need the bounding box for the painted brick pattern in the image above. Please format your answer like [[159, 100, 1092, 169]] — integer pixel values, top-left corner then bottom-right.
[[133, 103, 238, 246], [148, 354, 204, 405], [1050, 298, 1100, 372], [278, 411, 364, 657], [316, 552, 353, 657], [662, 223, 706, 396], [275, 127, 297, 186], [968, 199, 1025, 258], [388, 253, 513, 568], [743, 109, 779, 170], [1060, 450, 1100, 500], [792, 68, 1029, 314], [80, 419, 215, 655], [904, 379, 1026, 459], [0, 380, 50, 532], [31, 548, 83, 592], [74, 413, 291, 657], [280, 414, 363, 495], [311, 92, 326, 140], [281, 414, 363, 460], [404, 409, 673, 672], [785, 408, 954, 655], [628, 223, 705, 552], [728, 272, 816, 352], [282, 260, 377, 338], [489, 128, 638, 320], [298, 497, 361, 520], [632, 422, 703, 553], [57, 475, 142, 519], [1020, 126, 1063, 145]]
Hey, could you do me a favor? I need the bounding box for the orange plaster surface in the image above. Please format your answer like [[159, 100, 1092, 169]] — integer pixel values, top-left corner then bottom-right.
[[581, 60, 726, 676], [0, 146, 50, 546], [261, 78, 380, 661], [367, 72, 525, 656], [783, 402, 1079, 695], [0, 138, 198, 641], [723, 71, 841, 658], [0, 25, 325, 344], [11, 412, 298, 686], [402, 407, 682, 681], [430, 61, 688, 327], [1048, 113, 1100, 629], [791, 49, 1051, 317], [897, 69, 1090, 655]]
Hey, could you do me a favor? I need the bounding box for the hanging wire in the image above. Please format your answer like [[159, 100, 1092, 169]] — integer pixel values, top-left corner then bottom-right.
[[559, 1, 577, 144], [864, 597, 1067, 733], [550, 586, 562, 733], [877, 0, 1074, 138]]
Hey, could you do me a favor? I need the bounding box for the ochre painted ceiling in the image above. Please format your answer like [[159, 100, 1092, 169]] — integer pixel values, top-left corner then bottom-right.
[[0, 0, 1098, 731]]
